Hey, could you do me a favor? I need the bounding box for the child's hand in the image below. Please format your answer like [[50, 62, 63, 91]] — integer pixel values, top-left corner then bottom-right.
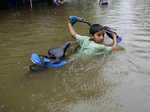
[[106, 31, 122, 43]]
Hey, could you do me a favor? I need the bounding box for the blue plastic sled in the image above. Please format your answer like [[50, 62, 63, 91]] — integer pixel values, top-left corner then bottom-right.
[[30, 53, 67, 67]]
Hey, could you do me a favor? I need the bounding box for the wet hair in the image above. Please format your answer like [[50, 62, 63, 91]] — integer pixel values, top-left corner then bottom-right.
[[89, 24, 104, 36]]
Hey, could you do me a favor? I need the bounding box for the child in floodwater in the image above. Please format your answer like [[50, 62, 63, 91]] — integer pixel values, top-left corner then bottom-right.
[[68, 17, 117, 56]]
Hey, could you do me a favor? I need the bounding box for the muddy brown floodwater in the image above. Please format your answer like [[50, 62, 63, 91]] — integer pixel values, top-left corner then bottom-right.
[[0, 0, 150, 112]]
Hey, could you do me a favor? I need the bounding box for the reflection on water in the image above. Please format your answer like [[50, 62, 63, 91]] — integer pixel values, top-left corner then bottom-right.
[[0, 0, 150, 112]]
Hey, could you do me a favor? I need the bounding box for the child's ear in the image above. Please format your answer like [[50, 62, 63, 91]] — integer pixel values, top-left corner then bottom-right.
[[89, 34, 94, 40]]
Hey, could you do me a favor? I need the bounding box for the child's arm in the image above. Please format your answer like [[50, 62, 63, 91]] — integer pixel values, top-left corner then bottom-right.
[[68, 20, 76, 39], [111, 33, 117, 51]]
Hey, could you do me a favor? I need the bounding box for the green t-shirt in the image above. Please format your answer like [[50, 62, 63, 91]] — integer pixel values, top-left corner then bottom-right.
[[75, 34, 112, 56]]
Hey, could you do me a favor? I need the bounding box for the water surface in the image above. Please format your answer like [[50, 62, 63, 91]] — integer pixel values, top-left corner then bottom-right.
[[0, 0, 150, 112]]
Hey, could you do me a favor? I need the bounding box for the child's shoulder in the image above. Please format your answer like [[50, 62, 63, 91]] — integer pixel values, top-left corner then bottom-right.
[[76, 34, 90, 40]]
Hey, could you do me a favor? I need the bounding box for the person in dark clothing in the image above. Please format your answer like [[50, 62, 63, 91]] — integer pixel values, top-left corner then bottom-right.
[[99, 0, 108, 5]]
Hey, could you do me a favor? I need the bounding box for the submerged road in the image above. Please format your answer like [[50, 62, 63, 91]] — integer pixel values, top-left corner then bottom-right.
[[0, 0, 150, 112]]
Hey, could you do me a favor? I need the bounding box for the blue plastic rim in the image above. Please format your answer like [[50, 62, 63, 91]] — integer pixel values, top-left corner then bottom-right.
[[117, 36, 122, 43], [70, 16, 78, 25], [30, 53, 67, 67], [30, 53, 42, 65]]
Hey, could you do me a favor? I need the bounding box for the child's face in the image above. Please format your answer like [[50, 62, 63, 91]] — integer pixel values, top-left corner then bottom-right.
[[92, 30, 105, 43]]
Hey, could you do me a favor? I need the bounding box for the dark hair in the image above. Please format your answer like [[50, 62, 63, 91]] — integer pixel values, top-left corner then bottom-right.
[[89, 24, 104, 35]]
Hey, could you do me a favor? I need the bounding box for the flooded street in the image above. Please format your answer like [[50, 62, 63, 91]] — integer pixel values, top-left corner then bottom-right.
[[0, 0, 150, 112]]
